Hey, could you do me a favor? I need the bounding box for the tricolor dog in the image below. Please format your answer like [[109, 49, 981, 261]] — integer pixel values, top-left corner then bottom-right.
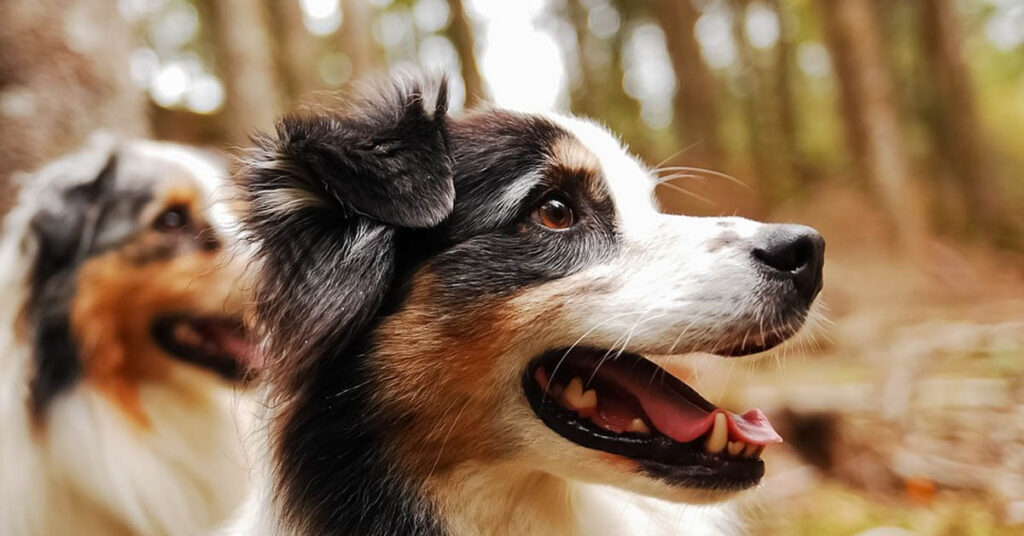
[[227, 76, 824, 536], [0, 138, 256, 536]]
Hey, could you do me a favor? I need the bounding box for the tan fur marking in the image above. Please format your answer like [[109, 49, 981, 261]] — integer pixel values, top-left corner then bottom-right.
[[372, 272, 523, 478], [370, 265, 623, 478], [70, 243, 243, 426], [547, 137, 606, 199], [548, 137, 600, 174], [427, 463, 576, 536]]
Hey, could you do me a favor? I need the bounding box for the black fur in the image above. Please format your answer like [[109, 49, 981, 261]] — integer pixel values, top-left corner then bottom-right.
[[240, 77, 623, 536], [426, 111, 617, 307], [239, 77, 456, 536], [25, 154, 136, 416]]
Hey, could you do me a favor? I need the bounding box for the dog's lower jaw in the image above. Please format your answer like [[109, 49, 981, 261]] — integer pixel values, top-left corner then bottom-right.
[[425, 461, 740, 536]]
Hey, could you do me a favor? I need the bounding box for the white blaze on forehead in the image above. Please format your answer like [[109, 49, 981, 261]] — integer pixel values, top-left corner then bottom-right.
[[509, 113, 782, 357], [129, 140, 237, 236], [544, 113, 659, 228]]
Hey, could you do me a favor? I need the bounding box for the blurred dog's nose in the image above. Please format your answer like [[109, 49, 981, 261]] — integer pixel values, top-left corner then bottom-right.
[[752, 224, 825, 303]]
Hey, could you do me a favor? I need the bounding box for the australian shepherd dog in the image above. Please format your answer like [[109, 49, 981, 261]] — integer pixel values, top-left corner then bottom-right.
[[226, 75, 825, 536], [0, 137, 256, 536]]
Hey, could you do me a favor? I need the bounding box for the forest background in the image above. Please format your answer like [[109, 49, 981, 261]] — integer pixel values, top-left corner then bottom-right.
[[2, 0, 1023, 533]]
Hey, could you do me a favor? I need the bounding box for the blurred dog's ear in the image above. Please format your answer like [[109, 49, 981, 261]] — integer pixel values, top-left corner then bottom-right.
[[24, 149, 118, 416], [237, 76, 454, 388], [29, 152, 118, 280]]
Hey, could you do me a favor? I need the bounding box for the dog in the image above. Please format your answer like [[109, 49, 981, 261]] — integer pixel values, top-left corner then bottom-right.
[[225, 75, 825, 536], [0, 137, 257, 536]]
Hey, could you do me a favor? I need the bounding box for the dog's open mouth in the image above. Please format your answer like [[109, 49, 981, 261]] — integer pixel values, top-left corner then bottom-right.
[[152, 315, 256, 381], [524, 348, 782, 489]]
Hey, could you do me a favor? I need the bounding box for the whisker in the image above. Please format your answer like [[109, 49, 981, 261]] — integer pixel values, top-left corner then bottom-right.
[[654, 173, 705, 185], [544, 311, 648, 401], [590, 310, 662, 386], [652, 142, 701, 170], [658, 182, 716, 206], [427, 398, 470, 478], [667, 317, 704, 356], [654, 166, 750, 190], [715, 358, 736, 405]]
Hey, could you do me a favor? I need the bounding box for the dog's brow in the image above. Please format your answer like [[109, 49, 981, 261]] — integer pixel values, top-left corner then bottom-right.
[[546, 137, 608, 200]]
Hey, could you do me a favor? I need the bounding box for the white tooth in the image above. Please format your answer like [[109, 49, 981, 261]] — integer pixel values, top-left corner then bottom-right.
[[727, 441, 745, 456], [173, 323, 203, 347], [563, 378, 585, 409], [753, 445, 765, 458], [705, 413, 728, 453], [743, 443, 760, 457], [628, 418, 650, 435], [534, 367, 549, 390], [579, 389, 598, 410]]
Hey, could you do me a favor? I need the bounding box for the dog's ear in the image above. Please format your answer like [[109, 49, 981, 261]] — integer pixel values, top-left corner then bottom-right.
[[244, 76, 454, 228], [29, 152, 118, 279], [21, 148, 118, 416], [238, 76, 454, 388]]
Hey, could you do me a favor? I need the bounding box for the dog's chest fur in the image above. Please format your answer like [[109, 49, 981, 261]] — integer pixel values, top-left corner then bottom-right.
[[0, 338, 252, 536]]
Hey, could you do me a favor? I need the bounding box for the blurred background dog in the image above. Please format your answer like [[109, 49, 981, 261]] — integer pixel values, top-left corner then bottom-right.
[[0, 136, 256, 536]]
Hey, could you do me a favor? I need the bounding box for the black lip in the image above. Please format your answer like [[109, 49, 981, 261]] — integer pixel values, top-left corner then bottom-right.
[[522, 350, 764, 490], [712, 306, 809, 357], [151, 315, 248, 381], [712, 330, 791, 357]]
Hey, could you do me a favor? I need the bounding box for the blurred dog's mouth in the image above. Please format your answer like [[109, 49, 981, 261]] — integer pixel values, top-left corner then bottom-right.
[[152, 314, 256, 381], [523, 348, 782, 490]]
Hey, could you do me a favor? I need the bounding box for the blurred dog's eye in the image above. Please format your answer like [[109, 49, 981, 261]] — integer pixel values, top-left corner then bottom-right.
[[154, 205, 189, 231], [533, 195, 575, 230]]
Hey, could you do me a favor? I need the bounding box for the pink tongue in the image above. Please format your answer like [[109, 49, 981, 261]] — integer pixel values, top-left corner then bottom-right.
[[597, 361, 782, 445], [206, 325, 262, 371]]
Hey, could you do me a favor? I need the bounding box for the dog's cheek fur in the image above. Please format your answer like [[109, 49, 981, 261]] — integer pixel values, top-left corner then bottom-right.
[[366, 266, 625, 489], [370, 273, 524, 478], [67, 248, 238, 424]]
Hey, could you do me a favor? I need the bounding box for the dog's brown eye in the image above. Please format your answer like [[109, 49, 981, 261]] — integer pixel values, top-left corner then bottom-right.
[[534, 196, 575, 230], [154, 205, 189, 231]]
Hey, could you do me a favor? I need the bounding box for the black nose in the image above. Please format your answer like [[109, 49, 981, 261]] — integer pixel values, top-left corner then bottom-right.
[[752, 224, 825, 303]]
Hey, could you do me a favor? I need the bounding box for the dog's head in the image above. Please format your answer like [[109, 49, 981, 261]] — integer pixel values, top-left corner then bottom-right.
[[241, 76, 823, 530], [5, 137, 255, 421]]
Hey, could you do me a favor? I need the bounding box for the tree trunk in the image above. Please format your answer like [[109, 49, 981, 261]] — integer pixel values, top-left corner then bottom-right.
[[0, 0, 149, 214], [730, 0, 790, 211], [769, 0, 813, 184], [207, 0, 284, 141], [266, 0, 322, 104], [818, 0, 928, 251], [564, 0, 599, 118], [446, 0, 487, 108], [919, 0, 1016, 245], [653, 0, 723, 169], [339, 0, 379, 82]]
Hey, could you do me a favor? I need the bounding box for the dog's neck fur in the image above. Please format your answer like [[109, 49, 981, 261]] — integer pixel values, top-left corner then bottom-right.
[[260, 417, 734, 536], [0, 226, 250, 536], [429, 463, 577, 536], [429, 463, 738, 536]]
